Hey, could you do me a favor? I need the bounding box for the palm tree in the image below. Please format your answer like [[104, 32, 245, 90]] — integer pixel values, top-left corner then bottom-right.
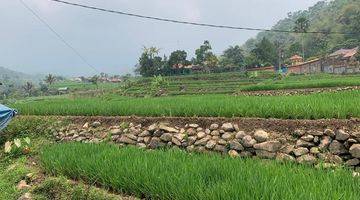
[[294, 17, 310, 59], [45, 74, 56, 85], [22, 82, 34, 96]]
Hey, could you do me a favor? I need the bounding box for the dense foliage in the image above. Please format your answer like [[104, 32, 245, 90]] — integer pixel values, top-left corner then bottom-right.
[[243, 0, 360, 59]]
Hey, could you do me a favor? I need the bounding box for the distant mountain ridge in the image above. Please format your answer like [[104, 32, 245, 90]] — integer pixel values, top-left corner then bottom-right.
[[0, 66, 40, 85]]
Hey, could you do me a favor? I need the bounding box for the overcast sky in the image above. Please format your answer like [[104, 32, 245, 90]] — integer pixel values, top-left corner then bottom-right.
[[1, 0, 320, 76]]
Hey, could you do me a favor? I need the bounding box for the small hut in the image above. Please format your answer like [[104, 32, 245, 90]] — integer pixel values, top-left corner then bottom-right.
[[290, 55, 304, 65]]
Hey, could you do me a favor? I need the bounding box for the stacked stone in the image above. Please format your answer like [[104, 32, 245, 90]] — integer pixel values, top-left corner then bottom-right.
[[53, 121, 360, 168]]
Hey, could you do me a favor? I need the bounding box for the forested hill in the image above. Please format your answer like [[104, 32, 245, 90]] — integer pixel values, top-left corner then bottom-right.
[[0, 66, 40, 85], [242, 0, 360, 59]]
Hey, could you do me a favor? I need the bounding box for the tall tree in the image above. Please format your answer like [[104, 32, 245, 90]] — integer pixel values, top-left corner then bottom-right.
[[44, 74, 56, 85], [251, 37, 278, 66], [219, 45, 245, 67], [294, 16, 310, 59], [136, 46, 163, 77], [194, 40, 215, 66], [22, 82, 34, 96]]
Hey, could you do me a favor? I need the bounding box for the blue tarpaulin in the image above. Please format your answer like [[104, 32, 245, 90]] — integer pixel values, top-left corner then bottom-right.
[[0, 104, 17, 131]]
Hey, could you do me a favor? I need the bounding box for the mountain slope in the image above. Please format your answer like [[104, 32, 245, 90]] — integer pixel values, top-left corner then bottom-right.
[[242, 0, 360, 59]]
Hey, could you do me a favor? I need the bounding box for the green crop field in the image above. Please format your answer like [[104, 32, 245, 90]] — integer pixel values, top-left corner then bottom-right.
[[41, 143, 360, 200], [12, 90, 360, 119]]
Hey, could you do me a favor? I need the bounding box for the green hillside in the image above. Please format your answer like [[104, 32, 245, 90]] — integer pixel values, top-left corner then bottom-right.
[[243, 0, 360, 59]]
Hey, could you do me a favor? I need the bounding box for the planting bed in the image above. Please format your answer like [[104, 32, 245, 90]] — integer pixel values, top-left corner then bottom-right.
[[41, 143, 360, 200]]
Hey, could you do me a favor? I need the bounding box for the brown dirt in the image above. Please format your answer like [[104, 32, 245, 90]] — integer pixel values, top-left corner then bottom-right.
[[20, 115, 360, 134], [236, 86, 360, 96]]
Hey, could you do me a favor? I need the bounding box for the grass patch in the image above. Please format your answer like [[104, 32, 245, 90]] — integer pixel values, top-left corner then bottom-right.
[[12, 90, 360, 119], [41, 143, 360, 200]]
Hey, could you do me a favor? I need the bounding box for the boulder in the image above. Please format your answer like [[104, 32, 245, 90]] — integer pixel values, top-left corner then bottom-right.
[[228, 150, 239, 158], [221, 132, 234, 141], [197, 132, 206, 139], [148, 137, 165, 149], [329, 140, 347, 155], [217, 139, 227, 145], [214, 145, 226, 153], [139, 130, 151, 137], [346, 158, 360, 166], [147, 123, 158, 132], [324, 129, 335, 138], [235, 131, 246, 139], [349, 144, 360, 158], [297, 154, 317, 165], [255, 150, 276, 159], [310, 147, 320, 154], [293, 129, 305, 137], [194, 136, 210, 146], [293, 147, 309, 157], [253, 129, 269, 142], [171, 137, 182, 146], [211, 130, 220, 136], [221, 123, 234, 132], [335, 129, 350, 141], [296, 139, 315, 148], [118, 135, 136, 145], [276, 153, 295, 162], [253, 141, 281, 152], [319, 136, 331, 151], [173, 133, 186, 141], [280, 144, 294, 154], [91, 121, 101, 128], [209, 123, 219, 130], [241, 135, 257, 148], [308, 130, 323, 136], [300, 135, 314, 142], [110, 128, 122, 135], [188, 124, 199, 128], [205, 140, 217, 149], [159, 124, 178, 133], [229, 140, 244, 151]]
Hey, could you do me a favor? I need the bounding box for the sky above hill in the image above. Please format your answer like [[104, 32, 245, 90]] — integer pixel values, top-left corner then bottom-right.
[[1, 0, 320, 76]]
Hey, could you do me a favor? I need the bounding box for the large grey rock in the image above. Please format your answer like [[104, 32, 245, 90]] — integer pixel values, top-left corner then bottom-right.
[[301, 135, 314, 142], [253, 141, 281, 152], [297, 154, 317, 165], [148, 137, 165, 149], [255, 150, 276, 159], [308, 130, 323, 136], [336, 129, 350, 141], [194, 136, 211, 146], [110, 128, 122, 135], [173, 133, 186, 141], [171, 137, 182, 146], [346, 158, 360, 166], [235, 131, 246, 139], [211, 130, 220, 136], [293, 147, 309, 157], [214, 145, 226, 152], [221, 123, 234, 132], [324, 129, 335, 138], [159, 124, 178, 133], [147, 123, 158, 132], [349, 144, 360, 158], [205, 140, 217, 149], [209, 123, 219, 130], [319, 136, 331, 151], [197, 131, 206, 139], [329, 140, 347, 155], [118, 135, 136, 145], [221, 132, 234, 141], [228, 150, 240, 158], [253, 129, 269, 142], [229, 140, 244, 151], [276, 153, 295, 162], [241, 135, 257, 148], [91, 121, 101, 128], [293, 129, 305, 137], [296, 139, 315, 148]]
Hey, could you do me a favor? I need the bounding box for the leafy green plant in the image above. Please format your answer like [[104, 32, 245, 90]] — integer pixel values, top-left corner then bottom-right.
[[4, 137, 31, 158]]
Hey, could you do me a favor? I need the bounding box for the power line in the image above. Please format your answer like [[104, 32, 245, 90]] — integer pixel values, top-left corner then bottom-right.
[[48, 0, 357, 35], [19, 0, 99, 73]]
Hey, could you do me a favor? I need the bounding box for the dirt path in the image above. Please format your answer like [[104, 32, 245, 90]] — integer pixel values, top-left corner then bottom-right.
[[20, 115, 360, 133]]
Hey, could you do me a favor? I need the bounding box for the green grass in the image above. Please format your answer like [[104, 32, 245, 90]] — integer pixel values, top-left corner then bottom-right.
[[240, 75, 360, 91], [40, 143, 360, 200], [12, 90, 360, 119]]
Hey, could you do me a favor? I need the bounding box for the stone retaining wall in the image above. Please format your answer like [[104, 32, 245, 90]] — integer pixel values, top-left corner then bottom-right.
[[53, 120, 360, 169]]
